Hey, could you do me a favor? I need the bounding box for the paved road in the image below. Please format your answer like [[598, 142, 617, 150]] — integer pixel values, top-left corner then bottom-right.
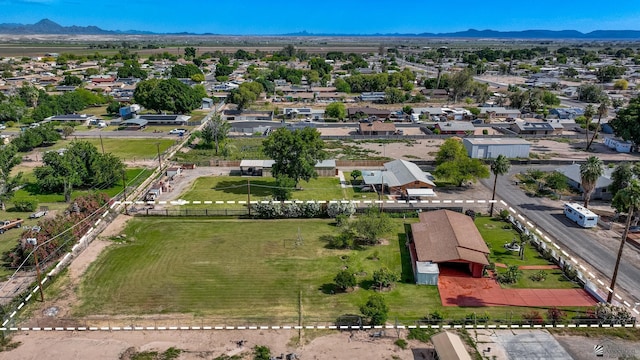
[[481, 165, 640, 304]]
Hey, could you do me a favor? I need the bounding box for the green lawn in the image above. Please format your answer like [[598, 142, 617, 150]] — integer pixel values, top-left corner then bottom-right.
[[475, 217, 550, 267], [179, 176, 346, 206], [46, 138, 176, 161], [73, 217, 590, 324], [12, 168, 152, 204], [507, 269, 581, 289]]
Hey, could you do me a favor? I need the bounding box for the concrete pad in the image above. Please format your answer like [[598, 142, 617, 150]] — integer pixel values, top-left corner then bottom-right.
[[490, 329, 573, 360]]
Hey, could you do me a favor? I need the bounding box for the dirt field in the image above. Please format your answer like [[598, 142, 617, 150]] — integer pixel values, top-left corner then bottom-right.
[[0, 329, 435, 360]]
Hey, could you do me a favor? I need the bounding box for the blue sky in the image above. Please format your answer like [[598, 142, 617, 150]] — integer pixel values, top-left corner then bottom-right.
[[2, 0, 640, 34]]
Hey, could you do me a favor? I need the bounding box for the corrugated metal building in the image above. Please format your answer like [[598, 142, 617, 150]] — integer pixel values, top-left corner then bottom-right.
[[463, 138, 531, 159]]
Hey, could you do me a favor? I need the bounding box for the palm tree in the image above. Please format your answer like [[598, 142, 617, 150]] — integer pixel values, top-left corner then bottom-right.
[[586, 99, 610, 151], [583, 105, 595, 151], [490, 155, 511, 216], [608, 179, 640, 303], [580, 156, 604, 208]]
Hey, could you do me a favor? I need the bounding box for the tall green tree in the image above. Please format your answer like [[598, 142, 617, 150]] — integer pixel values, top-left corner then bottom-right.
[[586, 99, 610, 151], [490, 155, 510, 216], [579, 156, 604, 208], [201, 114, 231, 154], [449, 69, 473, 103], [228, 82, 263, 111], [325, 102, 346, 120], [608, 163, 640, 199], [609, 179, 640, 303], [353, 206, 393, 244], [0, 144, 22, 210], [434, 139, 489, 187], [262, 127, 326, 187], [609, 96, 640, 148], [435, 138, 467, 165]]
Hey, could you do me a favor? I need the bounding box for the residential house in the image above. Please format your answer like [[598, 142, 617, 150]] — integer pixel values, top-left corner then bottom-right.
[[556, 164, 614, 200], [435, 121, 475, 135], [419, 88, 449, 100], [408, 209, 490, 281], [347, 107, 391, 121], [222, 110, 274, 121], [510, 121, 555, 135], [358, 121, 396, 135], [361, 159, 436, 197]]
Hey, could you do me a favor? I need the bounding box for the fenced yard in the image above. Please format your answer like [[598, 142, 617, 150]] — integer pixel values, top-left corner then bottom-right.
[[70, 217, 593, 325]]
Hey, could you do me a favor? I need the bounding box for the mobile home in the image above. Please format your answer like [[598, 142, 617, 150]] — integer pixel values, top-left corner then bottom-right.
[[564, 203, 598, 228]]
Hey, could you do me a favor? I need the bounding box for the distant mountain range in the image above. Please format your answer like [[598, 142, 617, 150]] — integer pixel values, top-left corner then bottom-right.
[[2, 19, 640, 39], [0, 19, 153, 35]]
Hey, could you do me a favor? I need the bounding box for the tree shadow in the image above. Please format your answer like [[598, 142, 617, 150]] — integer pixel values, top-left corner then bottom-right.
[[359, 279, 375, 290], [320, 283, 339, 295], [519, 203, 559, 212], [398, 230, 415, 283], [213, 179, 274, 196]]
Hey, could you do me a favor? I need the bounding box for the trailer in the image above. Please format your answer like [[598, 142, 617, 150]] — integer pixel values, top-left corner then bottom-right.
[[564, 203, 598, 228], [0, 218, 24, 234]]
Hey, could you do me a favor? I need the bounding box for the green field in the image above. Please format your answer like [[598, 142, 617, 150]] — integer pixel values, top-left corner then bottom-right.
[[47, 138, 176, 161], [179, 176, 347, 205], [74, 217, 589, 324]]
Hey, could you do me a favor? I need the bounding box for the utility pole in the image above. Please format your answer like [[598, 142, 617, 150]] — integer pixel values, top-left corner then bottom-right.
[[608, 204, 634, 303], [99, 135, 105, 154], [122, 171, 128, 215], [156, 142, 162, 169], [247, 179, 251, 216]]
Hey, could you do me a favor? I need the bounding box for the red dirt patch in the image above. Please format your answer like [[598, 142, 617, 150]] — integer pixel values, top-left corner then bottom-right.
[[437, 267, 597, 307]]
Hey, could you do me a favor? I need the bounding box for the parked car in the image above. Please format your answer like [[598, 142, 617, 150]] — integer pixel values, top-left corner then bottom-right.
[[0, 124, 6, 130], [169, 128, 187, 135], [628, 226, 640, 233], [0, 219, 23, 234]]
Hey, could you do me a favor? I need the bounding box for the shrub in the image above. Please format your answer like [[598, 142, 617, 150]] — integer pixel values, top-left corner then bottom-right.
[[334, 270, 356, 291], [335, 214, 350, 227], [372, 267, 398, 289], [482, 129, 488, 135], [522, 311, 544, 325], [328, 229, 355, 249], [498, 209, 510, 221], [529, 270, 547, 282], [13, 198, 38, 212], [408, 328, 437, 342], [327, 202, 356, 218], [595, 303, 634, 325], [497, 265, 522, 284], [547, 307, 566, 325], [427, 310, 444, 324], [394, 339, 408, 349], [253, 345, 271, 360], [464, 209, 476, 220], [360, 294, 389, 325], [6, 121, 15, 127]]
